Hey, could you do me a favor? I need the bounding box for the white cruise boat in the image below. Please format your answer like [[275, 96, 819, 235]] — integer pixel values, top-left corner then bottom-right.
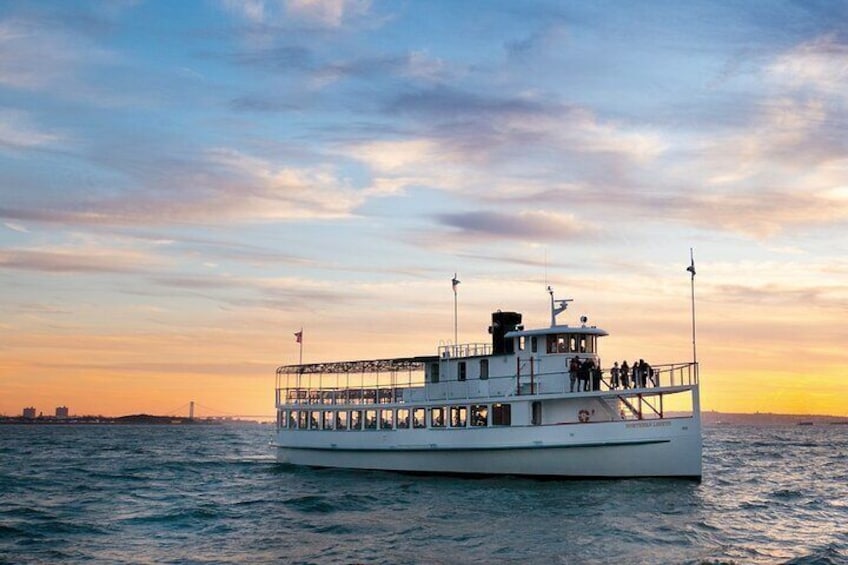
[[274, 288, 702, 479]]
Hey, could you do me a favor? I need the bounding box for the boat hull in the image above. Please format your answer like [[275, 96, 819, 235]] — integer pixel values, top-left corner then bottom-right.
[[274, 417, 702, 479]]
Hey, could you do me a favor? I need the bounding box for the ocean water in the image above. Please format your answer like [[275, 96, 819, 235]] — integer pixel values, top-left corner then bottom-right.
[[1, 424, 846, 565]]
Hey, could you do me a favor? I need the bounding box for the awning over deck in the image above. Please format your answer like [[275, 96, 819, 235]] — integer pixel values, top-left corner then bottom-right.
[[276, 355, 439, 375]]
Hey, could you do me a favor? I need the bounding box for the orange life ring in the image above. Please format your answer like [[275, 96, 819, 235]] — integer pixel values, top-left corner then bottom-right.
[[578, 409, 590, 423]]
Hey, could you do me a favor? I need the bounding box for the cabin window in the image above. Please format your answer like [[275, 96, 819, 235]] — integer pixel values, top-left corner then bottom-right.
[[277, 410, 285, 429], [296, 410, 307, 429], [413, 408, 426, 428], [458, 361, 466, 381], [397, 408, 410, 429], [479, 359, 489, 380], [450, 406, 467, 427], [336, 411, 348, 430], [288, 411, 297, 429], [380, 409, 394, 430], [429, 364, 440, 384], [579, 336, 587, 353], [569, 335, 577, 352], [350, 410, 363, 430], [322, 411, 334, 430], [431, 407, 445, 428], [365, 409, 378, 429], [492, 403, 512, 426], [471, 405, 488, 427], [518, 336, 526, 351], [309, 411, 320, 430], [531, 336, 538, 353]]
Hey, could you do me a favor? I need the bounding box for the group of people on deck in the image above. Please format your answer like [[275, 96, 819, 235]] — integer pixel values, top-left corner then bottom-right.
[[569, 357, 657, 392]]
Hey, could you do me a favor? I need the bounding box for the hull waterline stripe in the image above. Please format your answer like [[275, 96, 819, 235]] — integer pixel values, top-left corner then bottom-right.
[[272, 438, 671, 453]]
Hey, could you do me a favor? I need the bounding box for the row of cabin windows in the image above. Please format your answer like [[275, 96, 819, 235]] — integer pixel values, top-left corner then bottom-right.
[[509, 334, 597, 354], [279, 403, 512, 431]]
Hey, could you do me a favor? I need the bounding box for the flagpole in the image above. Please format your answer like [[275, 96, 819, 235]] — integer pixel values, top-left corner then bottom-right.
[[687, 249, 697, 368], [452, 274, 460, 356], [298, 327, 303, 366]]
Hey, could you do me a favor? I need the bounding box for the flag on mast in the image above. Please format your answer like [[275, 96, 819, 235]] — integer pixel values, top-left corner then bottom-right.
[[686, 250, 696, 277], [294, 330, 302, 343], [452, 273, 460, 294]]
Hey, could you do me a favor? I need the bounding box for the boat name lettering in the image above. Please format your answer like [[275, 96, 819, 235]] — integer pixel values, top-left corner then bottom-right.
[[625, 421, 672, 429]]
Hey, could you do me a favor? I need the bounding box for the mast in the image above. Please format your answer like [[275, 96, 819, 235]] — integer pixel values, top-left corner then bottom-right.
[[452, 274, 460, 355], [547, 286, 572, 327], [687, 249, 697, 369]]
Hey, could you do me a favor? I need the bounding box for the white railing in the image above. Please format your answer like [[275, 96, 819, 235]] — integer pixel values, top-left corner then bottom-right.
[[439, 343, 492, 359]]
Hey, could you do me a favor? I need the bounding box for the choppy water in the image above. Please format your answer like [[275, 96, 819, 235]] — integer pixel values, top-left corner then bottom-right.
[[1, 423, 846, 564]]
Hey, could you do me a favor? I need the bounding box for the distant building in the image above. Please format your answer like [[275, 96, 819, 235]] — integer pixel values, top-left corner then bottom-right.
[[56, 406, 69, 419], [22, 407, 36, 419]]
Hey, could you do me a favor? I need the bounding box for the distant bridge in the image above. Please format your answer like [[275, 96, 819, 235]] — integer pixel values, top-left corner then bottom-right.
[[162, 401, 274, 420]]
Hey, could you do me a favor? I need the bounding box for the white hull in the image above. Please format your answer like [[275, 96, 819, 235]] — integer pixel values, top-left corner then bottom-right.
[[274, 416, 702, 479]]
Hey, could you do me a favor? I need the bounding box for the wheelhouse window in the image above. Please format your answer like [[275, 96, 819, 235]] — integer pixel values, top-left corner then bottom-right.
[[397, 408, 410, 429], [492, 403, 511, 426], [471, 405, 488, 426], [518, 336, 526, 351], [450, 406, 467, 427], [458, 361, 466, 381], [531, 336, 538, 353], [431, 407, 445, 428], [380, 409, 394, 430], [480, 359, 489, 380], [413, 408, 426, 428]]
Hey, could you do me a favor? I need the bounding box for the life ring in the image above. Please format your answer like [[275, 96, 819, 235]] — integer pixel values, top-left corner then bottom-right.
[[578, 409, 590, 423]]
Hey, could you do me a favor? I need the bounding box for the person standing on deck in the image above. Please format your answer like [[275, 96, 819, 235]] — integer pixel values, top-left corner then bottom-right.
[[611, 362, 620, 389], [638, 359, 649, 388], [591, 362, 602, 391], [569, 356, 580, 392], [632, 360, 640, 387], [621, 360, 630, 388]]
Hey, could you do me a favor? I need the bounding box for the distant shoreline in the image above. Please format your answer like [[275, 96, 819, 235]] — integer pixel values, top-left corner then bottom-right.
[[0, 414, 268, 425], [700, 411, 848, 426]]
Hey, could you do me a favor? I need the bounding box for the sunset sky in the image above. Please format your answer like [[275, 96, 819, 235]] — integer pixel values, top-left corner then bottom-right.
[[2, 1, 847, 418]]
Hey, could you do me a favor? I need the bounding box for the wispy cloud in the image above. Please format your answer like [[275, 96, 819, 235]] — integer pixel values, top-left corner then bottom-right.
[[435, 210, 597, 243], [222, 0, 373, 28], [0, 148, 365, 227], [0, 246, 161, 274], [0, 110, 62, 151]]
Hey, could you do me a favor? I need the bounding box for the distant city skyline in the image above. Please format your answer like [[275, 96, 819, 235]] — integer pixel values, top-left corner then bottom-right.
[[2, 1, 847, 417]]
